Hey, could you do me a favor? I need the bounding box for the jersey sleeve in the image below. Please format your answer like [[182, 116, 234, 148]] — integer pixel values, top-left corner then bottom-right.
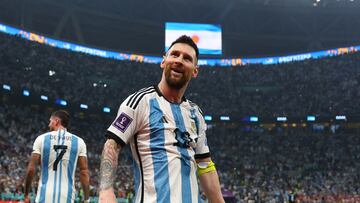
[[194, 107, 210, 159], [106, 95, 143, 146], [78, 138, 87, 157], [32, 135, 43, 154]]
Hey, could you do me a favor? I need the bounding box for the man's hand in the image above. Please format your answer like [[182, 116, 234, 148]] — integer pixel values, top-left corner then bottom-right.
[[99, 188, 117, 203], [23, 195, 31, 203]]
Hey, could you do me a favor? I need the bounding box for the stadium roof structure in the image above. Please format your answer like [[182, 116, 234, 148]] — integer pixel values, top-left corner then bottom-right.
[[0, 0, 360, 58]]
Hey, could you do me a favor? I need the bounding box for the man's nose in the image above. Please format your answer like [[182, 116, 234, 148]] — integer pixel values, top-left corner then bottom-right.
[[173, 56, 184, 64]]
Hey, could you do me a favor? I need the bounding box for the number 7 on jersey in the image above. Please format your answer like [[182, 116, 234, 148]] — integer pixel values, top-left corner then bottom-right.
[[53, 145, 68, 171]]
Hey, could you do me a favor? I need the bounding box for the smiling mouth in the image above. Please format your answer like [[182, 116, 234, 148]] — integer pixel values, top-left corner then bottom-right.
[[171, 68, 183, 75], [170, 71, 183, 79]]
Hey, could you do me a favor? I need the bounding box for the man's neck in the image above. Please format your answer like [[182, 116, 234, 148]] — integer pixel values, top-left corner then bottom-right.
[[54, 126, 66, 131], [157, 81, 186, 103]]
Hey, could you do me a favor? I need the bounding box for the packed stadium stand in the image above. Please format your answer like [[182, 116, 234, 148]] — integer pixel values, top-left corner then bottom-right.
[[1, 32, 359, 119], [1, 30, 360, 203]]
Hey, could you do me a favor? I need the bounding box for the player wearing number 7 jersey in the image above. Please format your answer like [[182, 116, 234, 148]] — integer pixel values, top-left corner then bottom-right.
[[24, 110, 90, 203]]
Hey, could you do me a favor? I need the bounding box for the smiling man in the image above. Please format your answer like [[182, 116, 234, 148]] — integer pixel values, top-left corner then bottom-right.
[[99, 35, 225, 203]]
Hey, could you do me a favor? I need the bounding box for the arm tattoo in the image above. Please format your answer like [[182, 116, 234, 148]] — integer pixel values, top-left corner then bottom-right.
[[99, 140, 120, 191]]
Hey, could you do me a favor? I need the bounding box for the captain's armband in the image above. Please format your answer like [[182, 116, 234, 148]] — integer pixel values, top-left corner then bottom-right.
[[197, 160, 216, 176]]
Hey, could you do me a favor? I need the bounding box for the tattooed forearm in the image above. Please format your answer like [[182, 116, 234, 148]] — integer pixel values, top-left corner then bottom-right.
[[99, 139, 120, 191]]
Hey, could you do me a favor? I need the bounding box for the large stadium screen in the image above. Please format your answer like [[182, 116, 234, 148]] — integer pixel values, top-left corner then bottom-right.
[[165, 22, 222, 55]]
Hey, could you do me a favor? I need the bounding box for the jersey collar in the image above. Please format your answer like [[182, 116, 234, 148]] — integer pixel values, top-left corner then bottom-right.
[[154, 85, 187, 104]]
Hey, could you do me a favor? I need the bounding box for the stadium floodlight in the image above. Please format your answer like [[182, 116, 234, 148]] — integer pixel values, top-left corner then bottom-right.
[[103, 107, 111, 113], [80, 104, 88, 109], [307, 115, 316, 121], [3, 84, 11, 91], [220, 116, 230, 121], [56, 99, 67, 106], [204, 115, 212, 121], [250, 116, 258, 122], [40, 95, 48, 101], [277, 117, 287, 122], [49, 70, 56, 76], [335, 115, 346, 120], [23, 90, 30, 96]]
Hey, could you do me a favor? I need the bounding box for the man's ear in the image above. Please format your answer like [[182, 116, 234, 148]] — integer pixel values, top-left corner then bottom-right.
[[192, 66, 199, 78], [160, 55, 166, 69], [54, 118, 61, 126]]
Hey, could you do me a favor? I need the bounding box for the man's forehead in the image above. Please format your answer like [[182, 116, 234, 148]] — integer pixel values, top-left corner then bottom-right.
[[168, 43, 197, 58]]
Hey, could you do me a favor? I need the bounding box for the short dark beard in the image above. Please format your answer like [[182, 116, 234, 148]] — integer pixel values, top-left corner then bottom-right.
[[164, 67, 187, 90]]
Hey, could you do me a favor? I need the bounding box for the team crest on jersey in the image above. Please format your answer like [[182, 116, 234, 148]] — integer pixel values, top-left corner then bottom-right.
[[190, 120, 196, 131], [189, 109, 198, 135], [113, 112, 133, 133]]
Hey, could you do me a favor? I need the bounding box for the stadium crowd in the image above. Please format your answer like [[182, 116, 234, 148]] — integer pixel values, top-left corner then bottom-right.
[[1, 101, 360, 202], [1, 33, 360, 202], [211, 125, 360, 202], [1, 32, 359, 118]]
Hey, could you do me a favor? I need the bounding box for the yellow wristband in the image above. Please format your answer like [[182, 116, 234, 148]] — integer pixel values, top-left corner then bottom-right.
[[197, 160, 216, 176]]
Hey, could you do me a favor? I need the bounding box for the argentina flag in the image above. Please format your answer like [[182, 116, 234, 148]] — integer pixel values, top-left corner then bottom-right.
[[165, 22, 222, 55]]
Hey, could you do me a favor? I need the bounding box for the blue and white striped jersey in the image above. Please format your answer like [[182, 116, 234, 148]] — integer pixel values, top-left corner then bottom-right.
[[32, 129, 87, 203], [107, 86, 210, 203]]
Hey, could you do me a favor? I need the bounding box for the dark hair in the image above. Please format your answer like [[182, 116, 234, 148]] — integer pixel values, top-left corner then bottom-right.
[[51, 110, 70, 128], [167, 35, 199, 61]]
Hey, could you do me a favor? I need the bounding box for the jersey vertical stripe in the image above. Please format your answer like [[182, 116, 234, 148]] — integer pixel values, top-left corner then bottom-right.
[[133, 160, 140, 202], [149, 98, 171, 203], [133, 161, 140, 193], [39, 134, 51, 203], [170, 104, 192, 203], [57, 130, 66, 203], [52, 130, 62, 203], [66, 135, 78, 203], [134, 134, 144, 203]]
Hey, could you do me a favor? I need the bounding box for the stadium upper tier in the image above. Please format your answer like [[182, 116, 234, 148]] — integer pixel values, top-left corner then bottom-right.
[[1, 29, 359, 119], [0, 22, 359, 67]]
